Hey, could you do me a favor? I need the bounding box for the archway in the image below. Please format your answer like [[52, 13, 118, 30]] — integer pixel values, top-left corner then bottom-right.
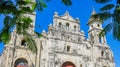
[[62, 61, 75, 67], [14, 58, 28, 67]]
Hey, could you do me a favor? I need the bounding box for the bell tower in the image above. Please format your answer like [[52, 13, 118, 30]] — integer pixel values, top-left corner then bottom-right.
[[88, 8, 106, 44], [88, 8, 115, 67]]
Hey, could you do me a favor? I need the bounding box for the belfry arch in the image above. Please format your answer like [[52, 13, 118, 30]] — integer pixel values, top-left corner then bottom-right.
[[62, 61, 75, 67]]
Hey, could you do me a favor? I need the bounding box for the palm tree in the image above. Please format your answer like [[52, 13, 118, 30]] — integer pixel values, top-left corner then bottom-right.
[[93, 0, 120, 41], [0, 0, 71, 67], [0, 0, 72, 52]]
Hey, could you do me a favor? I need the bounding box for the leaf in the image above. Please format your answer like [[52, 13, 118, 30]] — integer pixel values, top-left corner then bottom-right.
[[95, 0, 111, 3], [23, 33, 37, 53], [22, 17, 33, 29], [0, 1, 16, 14], [99, 23, 113, 37], [16, 1, 29, 5], [4, 16, 10, 27], [16, 22, 24, 34], [92, 12, 112, 21], [34, 31, 43, 38], [20, 6, 32, 13], [116, 6, 120, 13], [117, 0, 120, 5], [27, 38, 37, 53], [25, 0, 31, 3], [112, 20, 120, 41], [100, 4, 115, 11], [0, 29, 11, 44], [36, 0, 47, 11], [32, 3, 36, 11], [62, 0, 72, 6]]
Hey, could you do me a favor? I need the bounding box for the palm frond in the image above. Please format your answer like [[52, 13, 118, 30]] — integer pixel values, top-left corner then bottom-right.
[[113, 22, 120, 41], [100, 4, 115, 11], [20, 6, 32, 13], [16, 16, 33, 34], [26, 37, 37, 53], [117, 0, 120, 5], [36, 0, 47, 11], [22, 32, 37, 53], [4, 16, 11, 27], [0, 29, 11, 44], [92, 12, 112, 21], [113, 6, 120, 23], [116, 7, 120, 13], [32, 3, 36, 11], [22, 17, 33, 29], [16, 22, 24, 34], [95, 0, 111, 3], [34, 31, 44, 38], [62, 0, 72, 6], [0, 1, 16, 14], [16, 1, 29, 6], [99, 23, 113, 37]]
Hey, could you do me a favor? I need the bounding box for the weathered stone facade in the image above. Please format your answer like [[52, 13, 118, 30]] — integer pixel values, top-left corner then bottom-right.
[[0, 10, 115, 67]]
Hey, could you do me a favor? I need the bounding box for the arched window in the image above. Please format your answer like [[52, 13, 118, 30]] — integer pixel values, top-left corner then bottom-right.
[[67, 45, 70, 52], [59, 23, 62, 28], [21, 39, 27, 46], [91, 25, 93, 28], [74, 25, 76, 31], [14, 58, 28, 67], [101, 51, 104, 57], [66, 23, 69, 30], [97, 24, 100, 27]]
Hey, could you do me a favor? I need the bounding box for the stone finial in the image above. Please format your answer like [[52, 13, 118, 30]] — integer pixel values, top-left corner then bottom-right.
[[92, 6, 96, 15], [65, 11, 69, 15], [54, 11, 58, 17], [76, 17, 79, 21], [54, 11, 58, 15], [42, 30, 46, 33], [49, 23, 52, 26]]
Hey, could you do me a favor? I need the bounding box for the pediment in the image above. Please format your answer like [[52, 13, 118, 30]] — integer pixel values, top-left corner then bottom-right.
[[60, 11, 76, 21]]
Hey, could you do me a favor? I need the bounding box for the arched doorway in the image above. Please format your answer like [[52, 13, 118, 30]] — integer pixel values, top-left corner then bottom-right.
[[14, 58, 28, 67], [62, 61, 75, 67]]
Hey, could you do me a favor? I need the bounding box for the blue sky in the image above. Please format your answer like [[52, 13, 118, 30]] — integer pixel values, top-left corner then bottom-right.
[[0, 0, 120, 67]]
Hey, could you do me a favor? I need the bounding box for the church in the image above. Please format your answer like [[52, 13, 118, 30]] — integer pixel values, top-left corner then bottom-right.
[[0, 10, 115, 67]]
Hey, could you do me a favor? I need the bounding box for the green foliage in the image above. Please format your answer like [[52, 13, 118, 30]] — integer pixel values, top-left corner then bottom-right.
[[0, 29, 11, 44], [99, 23, 113, 37], [95, 0, 111, 3], [4, 16, 11, 27], [0, 0, 72, 53], [0, 1, 16, 14], [62, 0, 72, 6], [16, 1, 29, 5], [95, 0, 120, 41], [0, 0, 36, 53], [23, 33, 37, 53], [92, 12, 112, 21], [36, 0, 47, 11], [35, 31, 43, 38], [100, 4, 114, 11]]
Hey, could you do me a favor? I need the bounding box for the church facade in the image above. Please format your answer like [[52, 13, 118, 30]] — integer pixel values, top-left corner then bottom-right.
[[0, 10, 115, 67]]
